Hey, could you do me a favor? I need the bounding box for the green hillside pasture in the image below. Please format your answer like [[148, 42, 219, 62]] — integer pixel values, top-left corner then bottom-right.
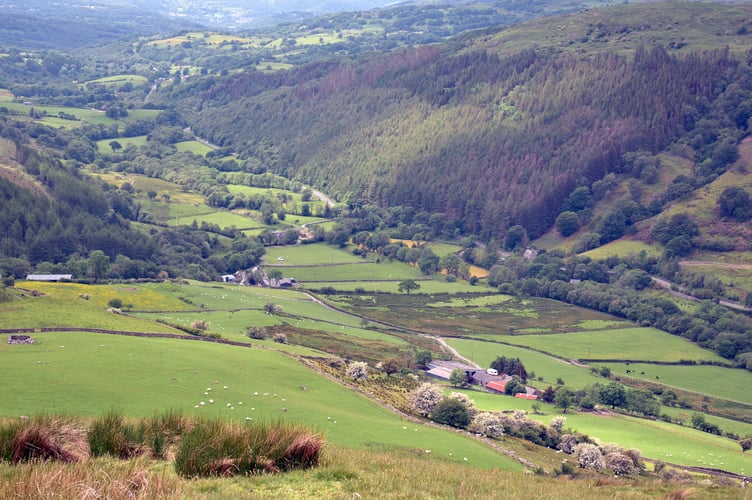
[[96, 135, 147, 152], [447, 338, 604, 389], [175, 140, 214, 156], [138, 199, 213, 223], [581, 239, 660, 260], [450, 389, 752, 474], [308, 280, 483, 294], [84, 74, 149, 88], [170, 210, 266, 230], [660, 405, 752, 440], [264, 244, 365, 266], [602, 362, 752, 406], [425, 242, 462, 256], [0, 102, 159, 127], [226, 185, 326, 215], [496, 328, 726, 363], [532, 412, 751, 476], [0, 332, 521, 470], [3, 282, 181, 332], [282, 262, 424, 282], [94, 172, 205, 205]]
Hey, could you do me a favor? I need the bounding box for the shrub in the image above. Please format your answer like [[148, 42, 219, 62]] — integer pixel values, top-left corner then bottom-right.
[[246, 326, 267, 340], [574, 443, 605, 470], [741, 437, 752, 452], [606, 452, 637, 475], [107, 298, 123, 308], [430, 399, 470, 429], [469, 412, 504, 438], [410, 383, 443, 416], [448, 392, 477, 419], [173, 419, 323, 477], [558, 434, 579, 454], [346, 361, 369, 381], [191, 319, 208, 331], [272, 333, 287, 344], [549, 416, 566, 434]]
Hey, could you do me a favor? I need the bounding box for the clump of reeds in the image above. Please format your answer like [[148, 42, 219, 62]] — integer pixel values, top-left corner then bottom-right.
[[173, 418, 324, 478], [0, 415, 87, 464]]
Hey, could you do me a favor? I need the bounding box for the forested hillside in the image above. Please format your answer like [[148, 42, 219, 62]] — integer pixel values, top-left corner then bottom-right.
[[174, 3, 752, 240]]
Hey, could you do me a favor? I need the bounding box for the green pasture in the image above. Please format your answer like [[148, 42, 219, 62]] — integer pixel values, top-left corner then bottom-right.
[[175, 140, 214, 156], [0, 331, 521, 470], [263, 244, 365, 266], [0, 102, 159, 127], [581, 239, 660, 260], [4, 281, 181, 333], [447, 386, 751, 474], [425, 242, 462, 256], [280, 262, 424, 282], [447, 338, 604, 389], [602, 362, 752, 406], [169, 211, 266, 230], [307, 280, 483, 294], [659, 405, 752, 439], [96, 135, 147, 152], [138, 199, 213, 223], [495, 328, 726, 363], [226, 184, 326, 214], [84, 74, 149, 87], [533, 412, 750, 475]]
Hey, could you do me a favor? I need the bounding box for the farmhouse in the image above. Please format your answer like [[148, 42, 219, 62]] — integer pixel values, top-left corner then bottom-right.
[[426, 360, 478, 381], [25, 274, 73, 282]]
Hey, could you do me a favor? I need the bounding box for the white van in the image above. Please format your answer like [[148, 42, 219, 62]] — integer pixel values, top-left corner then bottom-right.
[[486, 368, 498, 376]]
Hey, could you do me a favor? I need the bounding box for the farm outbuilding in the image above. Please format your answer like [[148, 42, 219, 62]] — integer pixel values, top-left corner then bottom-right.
[[25, 274, 73, 281]]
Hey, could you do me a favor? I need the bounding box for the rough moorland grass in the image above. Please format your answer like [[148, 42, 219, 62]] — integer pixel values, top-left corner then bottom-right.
[[0, 415, 87, 464], [602, 362, 752, 406], [497, 328, 726, 363], [0, 332, 521, 470], [174, 418, 324, 477]]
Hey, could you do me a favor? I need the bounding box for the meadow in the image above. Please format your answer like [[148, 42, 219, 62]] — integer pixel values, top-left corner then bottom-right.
[[493, 327, 727, 363], [446, 388, 752, 475], [0, 331, 521, 471], [603, 362, 752, 406], [279, 262, 425, 282]]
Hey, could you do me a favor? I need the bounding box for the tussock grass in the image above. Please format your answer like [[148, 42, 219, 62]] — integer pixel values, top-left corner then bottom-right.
[[174, 418, 324, 477], [0, 415, 87, 464]]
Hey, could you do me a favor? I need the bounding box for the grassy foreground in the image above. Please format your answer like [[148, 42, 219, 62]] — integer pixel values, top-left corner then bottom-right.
[[0, 445, 745, 499]]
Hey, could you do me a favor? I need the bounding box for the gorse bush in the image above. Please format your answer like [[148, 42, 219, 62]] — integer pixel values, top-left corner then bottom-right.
[[174, 419, 324, 477]]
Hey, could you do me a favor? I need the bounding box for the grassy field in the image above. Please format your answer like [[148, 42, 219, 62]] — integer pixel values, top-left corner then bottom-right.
[[581, 239, 660, 260], [280, 262, 425, 282], [447, 386, 752, 475], [494, 328, 727, 363], [96, 135, 148, 152], [169, 210, 266, 230], [602, 362, 752, 406], [174, 140, 214, 155], [0, 331, 521, 471], [84, 74, 149, 87], [264, 245, 365, 266], [308, 280, 483, 294]]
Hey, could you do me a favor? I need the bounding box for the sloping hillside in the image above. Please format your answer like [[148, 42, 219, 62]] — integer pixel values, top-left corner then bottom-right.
[[182, 2, 752, 241]]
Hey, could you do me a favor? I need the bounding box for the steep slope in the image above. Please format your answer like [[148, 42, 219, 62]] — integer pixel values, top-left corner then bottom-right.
[[185, 2, 752, 240]]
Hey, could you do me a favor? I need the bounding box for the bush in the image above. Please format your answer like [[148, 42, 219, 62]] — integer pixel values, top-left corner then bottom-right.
[[469, 412, 504, 438], [107, 298, 123, 309], [558, 434, 579, 454], [346, 361, 369, 381], [272, 333, 288, 344], [174, 419, 323, 477], [246, 326, 267, 340], [573, 443, 605, 470], [606, 452, 637, 475], [410, 383, 443, 416], [430, 399, 470, 429]]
